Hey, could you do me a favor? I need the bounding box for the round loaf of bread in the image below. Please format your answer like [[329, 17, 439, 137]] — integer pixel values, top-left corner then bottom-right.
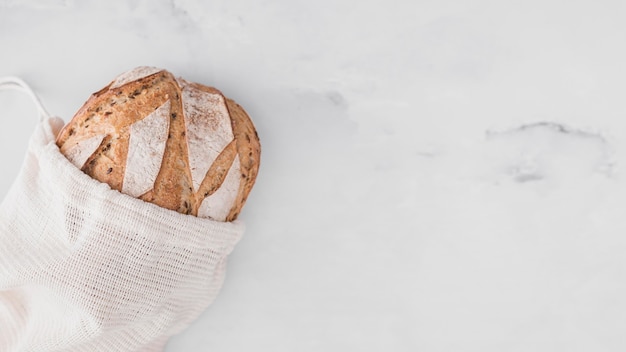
[[56, 66, 260, 222]]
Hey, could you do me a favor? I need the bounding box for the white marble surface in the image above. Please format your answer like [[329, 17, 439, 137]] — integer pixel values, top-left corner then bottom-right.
[[2, 0, 626, 350]]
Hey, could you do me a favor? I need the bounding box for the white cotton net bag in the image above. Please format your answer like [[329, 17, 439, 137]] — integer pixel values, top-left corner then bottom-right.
[[0, 77, 245, 351]]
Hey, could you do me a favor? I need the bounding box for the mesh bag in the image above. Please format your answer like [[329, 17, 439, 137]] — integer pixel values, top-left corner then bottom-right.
[[0, 77, 245, 351]]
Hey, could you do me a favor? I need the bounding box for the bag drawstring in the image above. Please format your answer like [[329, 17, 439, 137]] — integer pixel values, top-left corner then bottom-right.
[[0, 76, 51, 121]]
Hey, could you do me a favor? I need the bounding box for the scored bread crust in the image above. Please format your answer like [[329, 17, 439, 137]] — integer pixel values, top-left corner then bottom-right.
[[225, 98, 261, 220], [56, 68, 260, 221]]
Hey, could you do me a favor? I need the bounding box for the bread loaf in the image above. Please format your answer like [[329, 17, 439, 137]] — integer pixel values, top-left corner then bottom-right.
[[56, 66, 260, 222]]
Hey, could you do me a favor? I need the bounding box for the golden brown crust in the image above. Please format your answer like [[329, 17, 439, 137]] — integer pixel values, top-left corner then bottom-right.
[[141, 78, 194, 214], [55, 68, 260, 221], [225, 98, 261, 221]]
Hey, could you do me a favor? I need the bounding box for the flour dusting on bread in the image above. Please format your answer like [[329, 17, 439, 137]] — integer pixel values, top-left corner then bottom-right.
[[111, 66, 163, 89], [64, 134, 107, 168], [181, 84, 234, 192], [122, 100, 171, 198], [56, 67, 261, 221]]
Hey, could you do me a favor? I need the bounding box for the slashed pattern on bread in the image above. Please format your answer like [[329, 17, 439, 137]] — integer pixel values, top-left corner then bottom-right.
[[56, 67, 260, 222]]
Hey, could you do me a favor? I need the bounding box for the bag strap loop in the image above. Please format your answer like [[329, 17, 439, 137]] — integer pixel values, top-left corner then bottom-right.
[[0, 76, 51, 121]]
